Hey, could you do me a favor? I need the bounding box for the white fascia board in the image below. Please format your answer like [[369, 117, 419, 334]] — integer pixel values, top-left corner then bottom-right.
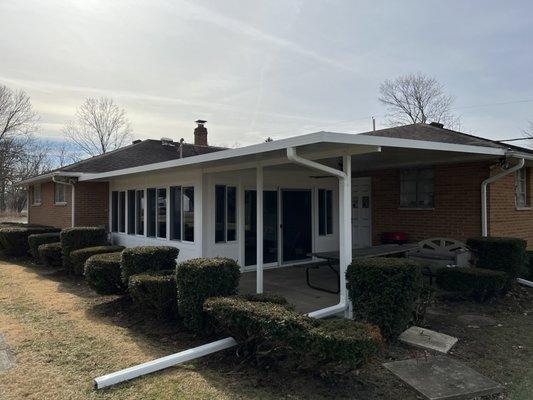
[[79, 131, 508, 181], [18, 171, 82, 186]]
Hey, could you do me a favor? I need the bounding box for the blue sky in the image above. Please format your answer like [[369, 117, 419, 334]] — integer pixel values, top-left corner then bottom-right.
[[1, 0, 532, 147]]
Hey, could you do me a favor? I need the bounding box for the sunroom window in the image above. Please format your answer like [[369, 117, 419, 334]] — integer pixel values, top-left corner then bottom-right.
[[215, 185, 237, 243], [318, 189, 333, 235], [33, 184, 42, 205]]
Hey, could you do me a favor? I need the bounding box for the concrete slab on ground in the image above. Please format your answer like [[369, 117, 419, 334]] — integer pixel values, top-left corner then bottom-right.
[[399, 326, 458, 354], [383, 355, 502, 400], [0, 349, 14, 372], [457, 314, 496, 327]]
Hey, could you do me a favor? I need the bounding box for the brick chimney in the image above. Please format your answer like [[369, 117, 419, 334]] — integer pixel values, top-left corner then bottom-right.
[[194, 120, 208, 146]]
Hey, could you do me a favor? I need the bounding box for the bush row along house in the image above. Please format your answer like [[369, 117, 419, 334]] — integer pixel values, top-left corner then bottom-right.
[[20, 122, 533, 288]]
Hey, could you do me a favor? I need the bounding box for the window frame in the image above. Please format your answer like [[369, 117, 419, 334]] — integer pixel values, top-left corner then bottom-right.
[[182, 186, 195, 243], [515, 168, 529, 209], [215, 185, 237, 243], [33, 184, 42, 205], [318, 188, 333, 236], [54, 182, 66, 205], [156, 187, 168, 239], [135, 189, 145, 236], [127, 190, 136, 234], [399, 167, 435, 209]]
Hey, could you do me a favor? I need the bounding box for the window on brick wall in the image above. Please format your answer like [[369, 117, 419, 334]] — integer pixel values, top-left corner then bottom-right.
[[54, 183, 66, 204], [516, 168, 529, 208], [33, 184, 42, 205], [400, 167, 434, 208]]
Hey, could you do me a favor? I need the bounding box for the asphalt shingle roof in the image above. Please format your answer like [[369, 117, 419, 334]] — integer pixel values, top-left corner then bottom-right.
[[360, 123, 507, 149], [60, 140, 226, 173]]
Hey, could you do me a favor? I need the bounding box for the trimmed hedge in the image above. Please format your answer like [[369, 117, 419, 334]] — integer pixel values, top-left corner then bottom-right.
[[85, 252, 125, 295], [0, 226, 60, 256], [346, 257, 424, 339], [121, 246, 179, 284], [239, 292, 290, 307], [436, 267, 509, 302], [38, 242, 62, 267], [60, 227, 108, 272], [128, 270, 177, 319], [70, 245, 125, 276], [467, 237, 527, 279], [28, 232, 61, 259], [204, 296, 382, 374], [176, 257, 240, 332]]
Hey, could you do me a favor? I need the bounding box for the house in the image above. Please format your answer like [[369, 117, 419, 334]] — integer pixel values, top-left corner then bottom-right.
[[20, 121, 533, 302]]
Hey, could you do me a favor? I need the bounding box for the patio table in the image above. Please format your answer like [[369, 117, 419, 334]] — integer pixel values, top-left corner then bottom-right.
[[306, 243, 419, 294]]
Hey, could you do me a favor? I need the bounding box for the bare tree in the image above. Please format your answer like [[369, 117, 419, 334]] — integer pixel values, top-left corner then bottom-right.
[[0, 85, 40, 212], [63, 97, 132, 157], [379, 72, 460, 128]]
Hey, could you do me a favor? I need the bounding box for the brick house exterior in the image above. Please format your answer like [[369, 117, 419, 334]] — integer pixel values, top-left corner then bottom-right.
[[28, 181, 108, 229], [21, 123, 533, 258], [363, 161, 533, 247]]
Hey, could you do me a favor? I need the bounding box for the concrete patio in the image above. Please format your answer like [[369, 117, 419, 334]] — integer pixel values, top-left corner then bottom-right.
[[239, 264, 339, 313]]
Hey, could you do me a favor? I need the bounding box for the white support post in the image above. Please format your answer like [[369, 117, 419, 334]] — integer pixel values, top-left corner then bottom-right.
[[256, 164, 264, 294], [339, 155, 352, 316]]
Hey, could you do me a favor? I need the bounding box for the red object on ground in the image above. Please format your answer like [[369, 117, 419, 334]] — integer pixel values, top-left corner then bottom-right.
[[381, 231, 408, 245]]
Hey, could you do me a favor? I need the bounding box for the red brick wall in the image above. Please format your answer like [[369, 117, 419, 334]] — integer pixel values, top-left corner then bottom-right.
[[28, 181, 109, 230], [28, 181, 72, 228], [74, 182, 109, 229], [360, 162, 487, 245], [489, 167, 533, 247]]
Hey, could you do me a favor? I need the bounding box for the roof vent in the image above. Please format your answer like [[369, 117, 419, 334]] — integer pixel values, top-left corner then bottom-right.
[[429, 122, 444, 129], [161, 137, 175, 146], [132, 139, 142, 144]]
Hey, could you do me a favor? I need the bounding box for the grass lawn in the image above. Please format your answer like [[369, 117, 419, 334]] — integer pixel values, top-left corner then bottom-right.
[[0, 257, 531, 399]]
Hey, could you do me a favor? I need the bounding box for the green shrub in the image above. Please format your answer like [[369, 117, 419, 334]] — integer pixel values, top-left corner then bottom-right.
[[346, 257, 424, 339], [128, 270, 177, 319], [70, 245, 124, 276], [176, 257, 240, 332], [28, 232, 61, 259], [467, 237, 527, 279], [38, 242, 62, 267], [0, 226, 60, 256], [121, 246, 179, 284], [204, 296, 382, 374], [435, 267, 509, 302], [60, 227, 108, 272], [84, 252, 125, 295]]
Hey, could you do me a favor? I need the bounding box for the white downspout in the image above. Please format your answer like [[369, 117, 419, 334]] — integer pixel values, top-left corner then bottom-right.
[[52, 175, 75, 228], [481, 158, 524, 237], [287, 147, 351, 318]]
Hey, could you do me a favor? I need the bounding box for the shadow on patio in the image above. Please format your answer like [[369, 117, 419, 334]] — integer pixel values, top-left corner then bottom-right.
[[239, 264, 339, 313]]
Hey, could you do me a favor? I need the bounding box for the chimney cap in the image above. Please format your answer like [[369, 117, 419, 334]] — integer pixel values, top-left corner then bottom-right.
[[195, 119, 207, 125], [429, 122, 444, 129]]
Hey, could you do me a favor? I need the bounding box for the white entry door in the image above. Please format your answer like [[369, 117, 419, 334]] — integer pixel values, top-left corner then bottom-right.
[[352, 177, 372, 248]]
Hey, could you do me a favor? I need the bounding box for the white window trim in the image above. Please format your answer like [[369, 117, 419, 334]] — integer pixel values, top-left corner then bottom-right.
[[54, 183, 67, 205], [515, 168, 530, 209], [33, 184, 42, 206]]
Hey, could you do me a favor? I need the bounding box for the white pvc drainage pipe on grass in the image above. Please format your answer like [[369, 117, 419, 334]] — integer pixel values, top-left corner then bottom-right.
[[93, 304, 346, 389]]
